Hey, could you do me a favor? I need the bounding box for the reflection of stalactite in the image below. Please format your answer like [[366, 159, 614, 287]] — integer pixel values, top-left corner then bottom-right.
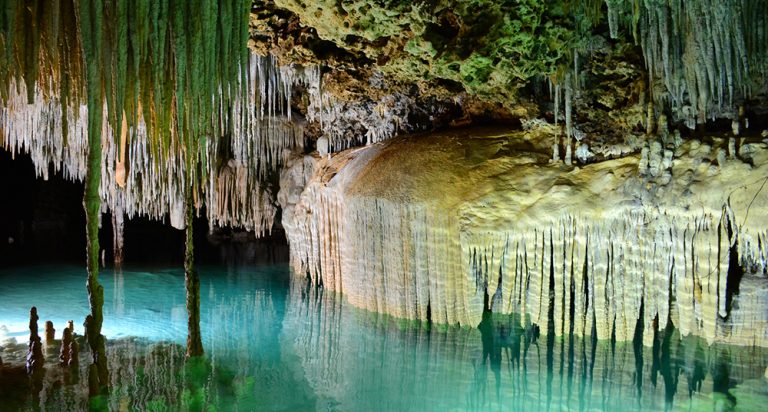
[[283, 281, 768, 411], [104, 340, 189, 411], [112, 270, 125, 318]]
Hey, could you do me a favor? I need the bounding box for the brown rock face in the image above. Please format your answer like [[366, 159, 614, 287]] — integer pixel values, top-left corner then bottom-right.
[[26, 307, 44, 374], [59, 325, 72, 366], [44, 320, 55, 344]]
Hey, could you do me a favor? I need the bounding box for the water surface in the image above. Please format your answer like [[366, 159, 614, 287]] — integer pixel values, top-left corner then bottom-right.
[[1, 264, 767, 411]]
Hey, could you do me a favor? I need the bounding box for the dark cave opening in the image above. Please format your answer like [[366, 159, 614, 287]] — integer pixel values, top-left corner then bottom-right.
[[0, 150, 288, 267]]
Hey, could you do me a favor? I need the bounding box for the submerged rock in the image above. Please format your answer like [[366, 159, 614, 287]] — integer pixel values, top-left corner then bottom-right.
[[281, 127, 768, 346]]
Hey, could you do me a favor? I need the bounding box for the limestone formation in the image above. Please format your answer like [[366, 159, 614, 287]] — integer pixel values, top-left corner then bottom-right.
[[44, 321, 55, 344], [60, 324, 72, 366], [25, 307, 44, 374], [68, 338, 79, 368], [1, 0, 767, 369], [0, 53, 315, 237], [281, 128, 768, 347], [65, 320, 79, 367]]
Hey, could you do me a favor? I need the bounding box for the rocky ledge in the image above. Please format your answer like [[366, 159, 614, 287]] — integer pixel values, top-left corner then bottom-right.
[[280, 127, 768, 346]]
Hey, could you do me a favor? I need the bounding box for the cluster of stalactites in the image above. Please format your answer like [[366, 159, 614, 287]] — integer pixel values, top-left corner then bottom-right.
[[289, 187, 768, 347], [464, 209, 767, 347], [299, 66, 408, 154], [0, 0, 324, 237], [604, 0, 768, 127], [1, 53, 315, 235]]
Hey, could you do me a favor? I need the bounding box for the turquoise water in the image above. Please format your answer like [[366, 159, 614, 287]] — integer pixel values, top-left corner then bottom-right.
[[1, 264, 767, 411]]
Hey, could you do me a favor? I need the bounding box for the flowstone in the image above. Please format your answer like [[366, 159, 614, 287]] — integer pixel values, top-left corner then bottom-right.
[[280, 127, 768, 346]]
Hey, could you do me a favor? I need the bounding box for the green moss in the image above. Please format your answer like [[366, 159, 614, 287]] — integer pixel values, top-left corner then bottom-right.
[[277, 0, 580, 108], [403, 38, 436, 59]]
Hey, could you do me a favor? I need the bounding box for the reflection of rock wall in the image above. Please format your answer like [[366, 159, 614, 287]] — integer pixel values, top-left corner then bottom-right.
[[283, 278, 768, 411], [280, 127, 768, 346]]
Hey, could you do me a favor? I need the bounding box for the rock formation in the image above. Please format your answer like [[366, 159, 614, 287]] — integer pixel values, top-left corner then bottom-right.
[[25, 307, 44, 374], [44, 321, 55, 345], [2, 0, 768, 351], [280, 127, 768, 346], [59, 325, 72, 366]]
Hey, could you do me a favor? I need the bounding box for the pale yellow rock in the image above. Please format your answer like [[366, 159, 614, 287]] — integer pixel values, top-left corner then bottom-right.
[[280, 127, 768, 346]]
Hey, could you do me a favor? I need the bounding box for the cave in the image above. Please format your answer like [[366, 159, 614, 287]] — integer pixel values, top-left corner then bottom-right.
[[1, 1, 768, 411]]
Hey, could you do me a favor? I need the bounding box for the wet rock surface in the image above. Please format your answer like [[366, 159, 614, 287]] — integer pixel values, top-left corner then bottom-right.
[[281, 127, 768, 346]]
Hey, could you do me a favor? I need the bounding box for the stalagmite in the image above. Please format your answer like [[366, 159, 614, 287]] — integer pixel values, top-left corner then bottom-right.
[[25, 307, 44, 374], [60, 325, 72, 366], [281, 128, 768, 347], [69, 339, 79, 368], [67, 319, 79, 368], [45, 321, 55, 345]]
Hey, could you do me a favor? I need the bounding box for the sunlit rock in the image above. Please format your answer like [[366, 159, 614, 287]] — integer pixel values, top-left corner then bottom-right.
[[281, 127, 768, 346]]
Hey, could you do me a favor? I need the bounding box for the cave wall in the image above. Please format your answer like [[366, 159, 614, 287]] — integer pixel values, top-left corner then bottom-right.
[[280, 127, 768, 345]]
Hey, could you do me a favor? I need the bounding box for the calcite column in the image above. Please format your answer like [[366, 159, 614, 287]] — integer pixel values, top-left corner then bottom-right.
[[185, 189, 203, 358], [25, 307, 44, 374]]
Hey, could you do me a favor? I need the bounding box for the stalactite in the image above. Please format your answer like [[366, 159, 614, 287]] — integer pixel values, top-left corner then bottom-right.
[[111, 196, 125, 267], [564, 74, 574, 165], [302, 66, 408, 153], [603, 0, 768, 126], [0, 0, 311, 237], [184, 185, 203, 358], [77, 0, 110, 395], [606, 0, 622, 39]]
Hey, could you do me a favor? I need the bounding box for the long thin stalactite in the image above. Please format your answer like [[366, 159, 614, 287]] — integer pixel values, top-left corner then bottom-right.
[[78, 0, 109, 395]]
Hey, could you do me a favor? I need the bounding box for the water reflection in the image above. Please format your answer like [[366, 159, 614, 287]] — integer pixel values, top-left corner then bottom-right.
[[1, 265, 767, 411], [283, 278, 768, 412]]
